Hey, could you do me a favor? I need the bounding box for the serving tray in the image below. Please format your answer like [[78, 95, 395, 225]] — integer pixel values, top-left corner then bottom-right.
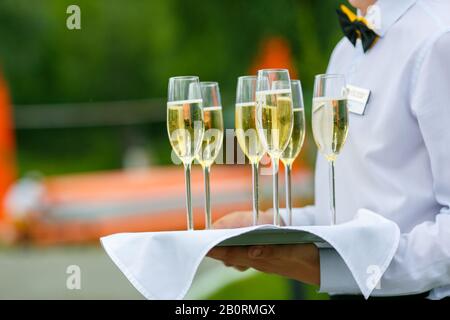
[[216, 228, 326, 246]]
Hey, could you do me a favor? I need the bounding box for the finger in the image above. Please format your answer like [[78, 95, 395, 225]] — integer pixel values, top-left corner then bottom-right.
[[224, 259, 268, 273], [218, 248, 277, 273], [248, 246, 266, 259], [213, 246, 280, 267], [219, 246, 256, 266], [207, 246, 250, 265], [234, 265, 249, 272], [207, 247, 229, 259], [248, 245, 296, 260], [221, 261, 249, 272], [247, 245, 282, 259], [247, 262, 273, 274], [212, 219, 230, 229], [209, 246, 296, 274], [212, 220, 227, 229], [213, 211, 254, 229]]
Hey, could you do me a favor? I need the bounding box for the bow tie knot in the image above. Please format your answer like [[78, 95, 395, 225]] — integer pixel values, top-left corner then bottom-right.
[[336, 4, 379, 53]]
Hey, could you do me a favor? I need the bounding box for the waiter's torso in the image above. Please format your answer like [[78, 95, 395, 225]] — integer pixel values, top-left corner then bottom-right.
[[314, 0, 450, 233]]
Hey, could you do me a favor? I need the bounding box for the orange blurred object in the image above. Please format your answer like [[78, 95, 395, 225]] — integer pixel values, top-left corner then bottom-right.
[[0, 67, 16, 221], [25, 166, 257, 245], [250, 37, 298, 80], [251, 37, 310, 174], [22, 164, 311, 246]]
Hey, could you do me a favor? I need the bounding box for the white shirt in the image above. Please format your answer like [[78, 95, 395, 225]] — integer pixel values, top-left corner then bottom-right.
[[291, 0, 450, 298]]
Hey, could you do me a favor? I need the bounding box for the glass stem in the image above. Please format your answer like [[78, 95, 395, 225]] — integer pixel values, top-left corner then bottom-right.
[[251, 162, 259, 225], [203, 165, 211, 229], [329, 160, 336, 225], [184, 162, 194, 230], [285, 163, 292, 226], [272, 157, 280, 226]]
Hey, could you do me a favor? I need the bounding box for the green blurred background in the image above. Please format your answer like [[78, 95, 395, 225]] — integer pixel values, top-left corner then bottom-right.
[[0, 0, 342, 176], [0, 0, 343, 299]]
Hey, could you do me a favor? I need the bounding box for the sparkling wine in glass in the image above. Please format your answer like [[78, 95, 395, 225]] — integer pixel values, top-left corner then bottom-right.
[[256, 69, 294, 226], [196, 82, 224, 229], [312, 74, 349, 225], [280, 80, 306, 226], [235, 76, 266, 225], [167, 76, 204, 230]]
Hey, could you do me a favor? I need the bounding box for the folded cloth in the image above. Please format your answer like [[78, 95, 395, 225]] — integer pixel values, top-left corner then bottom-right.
[[100, 208, 400, 300]]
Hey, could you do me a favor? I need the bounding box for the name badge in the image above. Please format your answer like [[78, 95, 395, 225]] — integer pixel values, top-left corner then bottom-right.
[[346, 85, 371, 115]]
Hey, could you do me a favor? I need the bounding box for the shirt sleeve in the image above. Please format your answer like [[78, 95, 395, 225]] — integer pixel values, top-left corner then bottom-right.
[[320, 30, 450, 297]]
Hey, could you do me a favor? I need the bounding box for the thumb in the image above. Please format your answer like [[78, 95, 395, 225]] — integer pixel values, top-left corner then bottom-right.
[[248, 245, 273, 259]]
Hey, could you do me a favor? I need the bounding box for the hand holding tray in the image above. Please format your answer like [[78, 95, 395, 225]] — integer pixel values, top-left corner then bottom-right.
[[101, 209, 400, 300]]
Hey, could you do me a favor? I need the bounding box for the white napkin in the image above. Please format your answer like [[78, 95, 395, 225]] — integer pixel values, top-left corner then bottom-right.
[[100, 208, 400, 300]]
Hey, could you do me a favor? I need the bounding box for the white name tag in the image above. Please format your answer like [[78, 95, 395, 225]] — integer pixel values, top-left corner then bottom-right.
[[346, 85, 371, 115]]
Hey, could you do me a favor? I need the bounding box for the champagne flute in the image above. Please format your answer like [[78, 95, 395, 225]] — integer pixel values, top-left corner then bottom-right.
[[167, 76, 204, 230], [235, 76, 266, 225], [280, 80, 306, 226], [196, 82, 224, 229], [312, 74, 349, 225], [256, 69, 294, 226]]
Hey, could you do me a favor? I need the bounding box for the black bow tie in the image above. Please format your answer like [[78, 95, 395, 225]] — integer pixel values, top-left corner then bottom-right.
[[336, 4, 378, 53]]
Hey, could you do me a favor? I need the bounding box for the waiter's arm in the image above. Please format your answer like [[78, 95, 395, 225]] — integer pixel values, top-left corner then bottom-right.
[[320, 31, 450, 296]]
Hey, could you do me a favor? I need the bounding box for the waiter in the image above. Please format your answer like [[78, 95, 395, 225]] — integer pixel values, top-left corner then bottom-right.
[[208, 0, 450, 299]]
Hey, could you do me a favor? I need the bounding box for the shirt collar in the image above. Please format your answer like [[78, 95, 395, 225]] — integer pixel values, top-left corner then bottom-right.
[[358, 0, 417, 37]]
